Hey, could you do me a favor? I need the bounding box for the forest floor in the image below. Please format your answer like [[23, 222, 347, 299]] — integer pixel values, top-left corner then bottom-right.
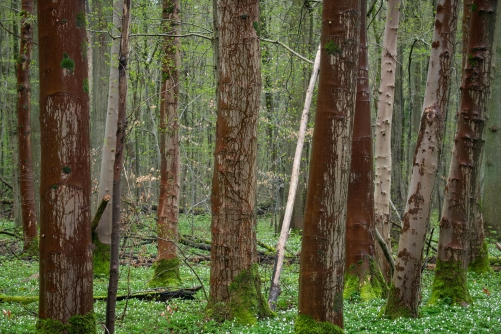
[[1, 215, 500, 333]]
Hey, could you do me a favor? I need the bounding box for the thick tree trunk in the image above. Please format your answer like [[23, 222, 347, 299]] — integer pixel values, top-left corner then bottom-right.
[[17, 0, 37, 252], [269, 45, 320, 311], [151, 0, 182, 287], [483, 7, 501, 241], [37, 0, 95, 331], [430, 0, 498, 306], [373, 0, 401, 282], [345, 0, 386, 303], [105, 0, 131, 332], [297, 1, 360, 331], [207, 0, 271, 325], [93, 0, 121, 277], [384, 0, 460, 318]]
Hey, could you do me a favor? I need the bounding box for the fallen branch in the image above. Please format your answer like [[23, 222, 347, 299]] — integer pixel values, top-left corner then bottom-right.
[[91, 194, 111, 231], [374, 227, 395, 275], [496, 242, 501, 252], [0, 175, 13, 190]]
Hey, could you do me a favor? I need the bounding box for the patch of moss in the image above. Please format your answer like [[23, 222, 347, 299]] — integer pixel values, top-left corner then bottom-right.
[[253, 21, 260, 36], [294, 314, 344, 334], [92, 233, 110, 277], [469, 241, 493, 274], [36, 311, 96, 334], [148, 257, 182, 287], [428, 258, 472, 306], [60, 53, 75, 72], [83, 78, 89, 94], [76, 12, 86, 28], [344, 260, 387, 302], [325, 40, 341, 56], [381, 284, 414, 319], [0, 294, 38, 304], [206, 264, 273, 325]]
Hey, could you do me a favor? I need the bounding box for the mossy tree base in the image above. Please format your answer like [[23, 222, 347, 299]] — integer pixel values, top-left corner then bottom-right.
[[206, 264, 273, 325], [344, 260, 387, 302], [36, 311, 96, 334], [148, 257, 182, 287], [92, 233, 110, 277], [382, 284, 414, 319], [428, 258, 472, 306], [294, 314, 344, 334], [468, 241, 493, 274]]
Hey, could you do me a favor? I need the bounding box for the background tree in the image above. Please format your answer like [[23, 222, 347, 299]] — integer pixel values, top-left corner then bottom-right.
[[16, 0, 37, 252], [430, 0, 498, 306], [37, 0, 95, 331], [150, 0, 182, 287], [373, 0, 401, 282], [296, 0, 360, 331], [483, 2, 501, 241], [207, 0, 272, 325], [344, 0, 386, 303], [384, 0, 460, 318]]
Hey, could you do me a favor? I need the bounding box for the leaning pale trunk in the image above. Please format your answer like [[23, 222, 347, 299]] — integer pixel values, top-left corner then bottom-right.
[[383, 0, 459, 319], [297, 0, 360, 331], [430, 0, 498, 306], [373, 0, 401, 282], [37, 0, 94, 330], [207, 0, 271, 325], [151, 0, 182, 287]]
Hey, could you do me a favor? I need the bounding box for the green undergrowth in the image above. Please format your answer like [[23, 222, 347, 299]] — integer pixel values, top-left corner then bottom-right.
[[1, 217, 501, 333]]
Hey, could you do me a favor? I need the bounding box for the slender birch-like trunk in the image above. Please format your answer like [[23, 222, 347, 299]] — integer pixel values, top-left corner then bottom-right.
[[430, 0, 498, 306], [373, 0, 401, 282], [384, 0, 460, 318], [296, 1, 360, 331], [268, 45, 320, 310]]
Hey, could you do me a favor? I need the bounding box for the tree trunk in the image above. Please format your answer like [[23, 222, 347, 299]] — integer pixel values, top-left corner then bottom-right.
[[483, 4, 501, 241], [430, 0, 498, 306], [345, 0, 386, 303], [269, 45, 320, 311], [151, 0, 182, 287], [105, 0, 131, 332], [17, 0, 38, 252], [373, 0, 401, 283], [93, 0, 121, 277], [297, 1, 360, 331], [37, 0, 95, 331], [384, 0, 460, 318], [207, 0, 272, 325]]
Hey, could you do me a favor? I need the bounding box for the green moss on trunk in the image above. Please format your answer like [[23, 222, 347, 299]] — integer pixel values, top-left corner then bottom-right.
[[428, 258, 472, 305], [294, 314, 344, 334], [468, 241, 493, 274], [206, 264, 273, 325], [36, 311, 96, 334], [92, 233, 110, 277], [344, 260, 387, 301], [148, 257, 182, 287], [381, 284, 414, 319]]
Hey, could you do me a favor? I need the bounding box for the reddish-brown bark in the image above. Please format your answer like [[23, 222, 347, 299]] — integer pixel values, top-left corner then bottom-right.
[[37, 0, 93, 324], [17, 0, 37, 251], [345, 0, 381, 295], [431, 0, 498, 303], [298, 0, 360, 328], [155, 0, 181, 274]]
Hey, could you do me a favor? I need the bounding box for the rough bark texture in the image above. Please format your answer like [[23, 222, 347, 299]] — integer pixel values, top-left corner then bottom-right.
[[17, 0, 38, 252], [151, 0, 182, 287], [105, 0, 131, 332], [207, 0, 271, 325], [297, 0, 360, 330], [430, 0, 498, 305], [383, 0, 459, 319], [373, 0, 401, 282], [345, 0, 386, 303], [37, 0, 94, 330], [93, 0, 121, 277], [483, 6, 501, 241]]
